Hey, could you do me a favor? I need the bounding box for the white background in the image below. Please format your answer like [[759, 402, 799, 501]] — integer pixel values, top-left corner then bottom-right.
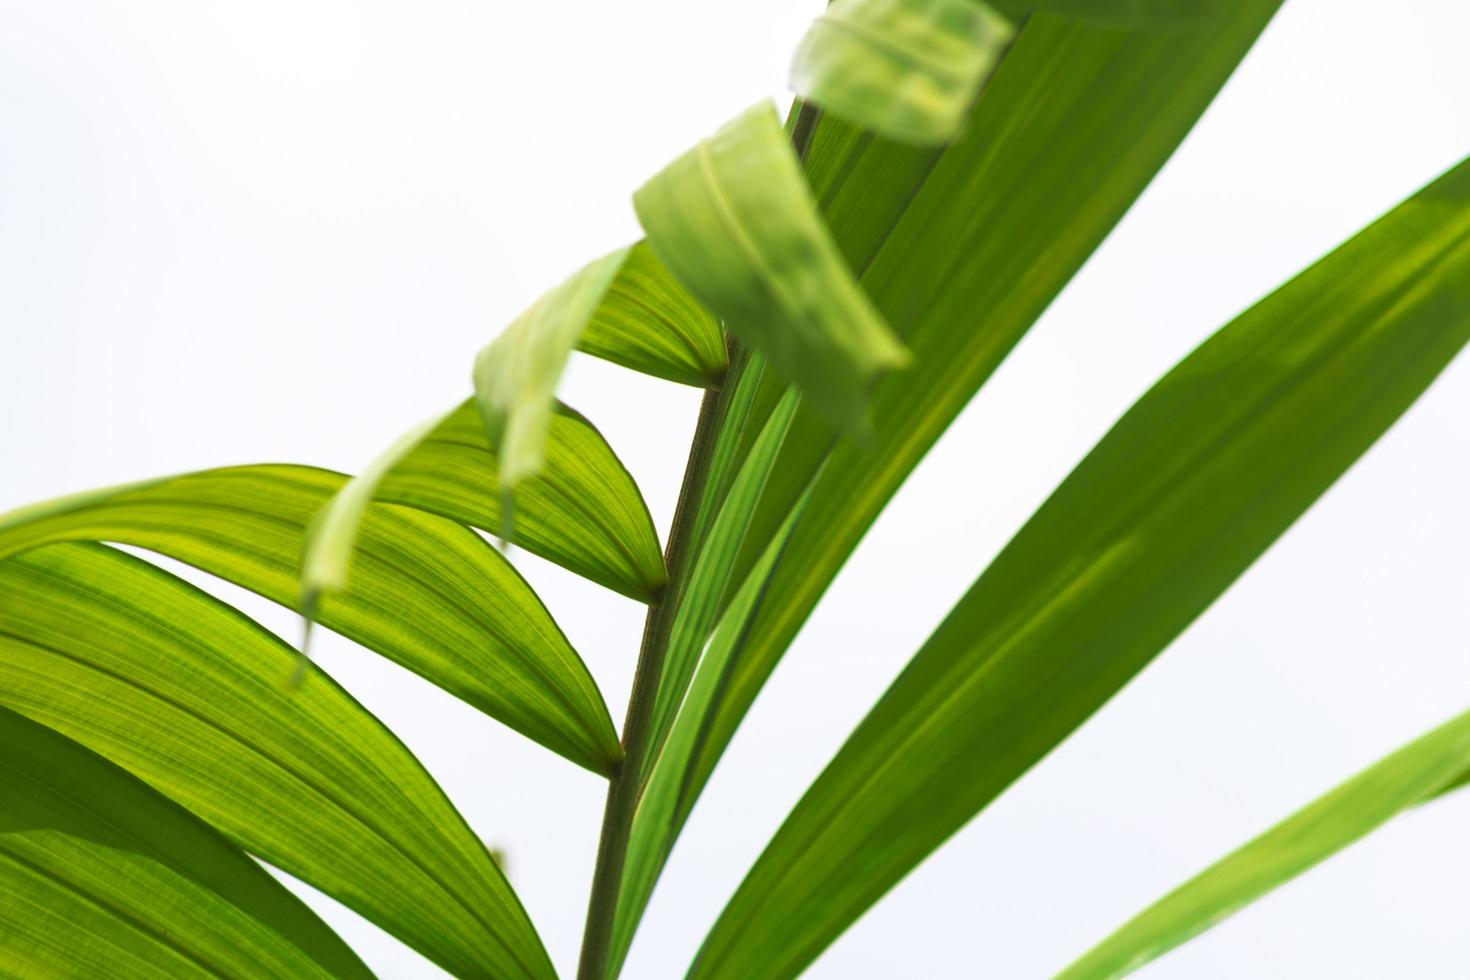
[[3, 1, 1469, 976]]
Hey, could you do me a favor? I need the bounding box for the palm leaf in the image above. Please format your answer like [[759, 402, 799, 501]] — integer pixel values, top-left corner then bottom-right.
[[0, 542, 557, 979], [635, 101, 910, 434], [691, 154, 1470, 979], [674, 0, 1284, 890], [1058, 709, 1470, 979], [0, 704, 372, 979], [596, 8, 1283, 968], [791, 0, 1014, 144], [0, 464, 621, 774]]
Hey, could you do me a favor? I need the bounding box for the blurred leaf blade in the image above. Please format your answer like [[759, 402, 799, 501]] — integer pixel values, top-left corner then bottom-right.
[[0, 464, 622, 774], [0, 542, 557, 979], [302, 411, 450, 615], [0, 704, 373, 980], [635, 100, 910, 434], [475, 248, 632, 489], [1059, 707, 1470, 980], [791, 0, 1015, 145], [691, 155, 1470, 980]]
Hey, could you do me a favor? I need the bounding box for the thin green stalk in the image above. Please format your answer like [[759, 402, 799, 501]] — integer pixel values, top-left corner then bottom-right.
[[576, 102, 822, 980], [576, 352, 735, 980]]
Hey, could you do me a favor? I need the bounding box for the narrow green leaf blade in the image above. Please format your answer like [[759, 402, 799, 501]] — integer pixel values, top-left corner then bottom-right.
[[634, 101, 910, 434], [0, 542, 558, 979], [692, 157, 1470, 980], [579, 241, 728, 388], [0, 704, 372, 980], [1059, 708, 1470, 980], [0, 464, 622, 774], [791, 0, 1015, 145], [611, 480, 823, 978], [644, 386, 802, 768]]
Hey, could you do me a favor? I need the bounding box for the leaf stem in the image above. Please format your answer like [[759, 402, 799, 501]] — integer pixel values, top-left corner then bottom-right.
[[576, 352, 735, 980], [577, 101, 822, 980]]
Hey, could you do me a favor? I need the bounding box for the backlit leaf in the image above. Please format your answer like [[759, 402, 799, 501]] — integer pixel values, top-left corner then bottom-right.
[[0, 464, 622, 774], [0, 543, 556, 979], [0, 704, 372, 980], [374, 400, 666, 602]]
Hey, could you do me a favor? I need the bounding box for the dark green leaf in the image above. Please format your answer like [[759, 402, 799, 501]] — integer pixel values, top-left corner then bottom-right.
[[678, 0, 1285, 909], [692, 155, 1470, 980], [598, 9, 1283, 970]]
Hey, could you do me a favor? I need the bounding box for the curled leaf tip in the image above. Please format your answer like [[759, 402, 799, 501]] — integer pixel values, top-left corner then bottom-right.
[[634, 100, 909, 434], [791, 0, 1015, 145], [472, 248, 632, 493], [300, 412, 449, 595]]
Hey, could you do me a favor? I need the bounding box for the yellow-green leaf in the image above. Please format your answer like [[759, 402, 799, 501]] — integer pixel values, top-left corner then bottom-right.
[[0, 543, 555, 979], [692, 155, 1470, 980], [0, 464, 622, 774], [791, 0, 1015, 145], [0, 704, 372, 980], [1059, 708, 1470, 979], [374, 400, 666, 602], [579, 240, 728, 388], [634, 100, 910, 434]]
